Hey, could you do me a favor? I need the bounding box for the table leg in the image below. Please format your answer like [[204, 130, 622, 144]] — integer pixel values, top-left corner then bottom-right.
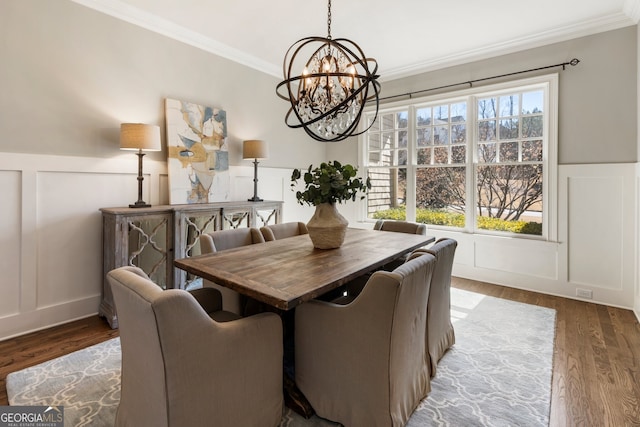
[[283, 373, 315, 418], [245, 299, 316, 418]]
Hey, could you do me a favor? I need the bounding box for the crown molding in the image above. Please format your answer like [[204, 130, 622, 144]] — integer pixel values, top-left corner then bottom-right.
[[70, 0, 281, 77], [624, 0, 640, 22], [382, 11, 636, 81], [72, 0, 636, 82]]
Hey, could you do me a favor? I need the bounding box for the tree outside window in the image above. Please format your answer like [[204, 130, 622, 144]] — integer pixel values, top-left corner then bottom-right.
[[365, 81, 550, 237]]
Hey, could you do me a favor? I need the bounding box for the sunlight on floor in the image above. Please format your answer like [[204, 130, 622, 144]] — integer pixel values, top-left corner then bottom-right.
[[450, 288, 486, 323]]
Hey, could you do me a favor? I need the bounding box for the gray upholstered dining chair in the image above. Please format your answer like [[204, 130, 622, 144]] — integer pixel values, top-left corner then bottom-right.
[[374, 219, 427, 235], [107, 266, 283, 427], [260, 222, 308, 241], [200, 227, 265, 253], [295, 252, 436, 427], [373, 220, 428, 271], [199, 227, 265, 314], [416, 238, 458, 377]]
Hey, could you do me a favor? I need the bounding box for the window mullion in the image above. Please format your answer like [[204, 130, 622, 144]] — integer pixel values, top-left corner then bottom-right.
[[405, 106, 416, 221], [467, 95, 477, 233]]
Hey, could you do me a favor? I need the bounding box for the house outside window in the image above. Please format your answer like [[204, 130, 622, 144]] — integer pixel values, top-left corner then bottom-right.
[[362, 74, 558, 239]]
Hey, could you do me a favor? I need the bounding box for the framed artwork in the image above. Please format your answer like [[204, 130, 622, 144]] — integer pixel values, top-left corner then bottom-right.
[[165, 98, 230, 204]]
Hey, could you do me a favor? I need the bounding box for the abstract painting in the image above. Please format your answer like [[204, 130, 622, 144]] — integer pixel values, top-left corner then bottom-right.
[[165, 98, 230, 204]]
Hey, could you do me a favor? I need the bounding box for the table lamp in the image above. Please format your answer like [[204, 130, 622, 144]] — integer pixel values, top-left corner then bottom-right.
[[120, 123, 162, 208], [243, 139, 268, 202]]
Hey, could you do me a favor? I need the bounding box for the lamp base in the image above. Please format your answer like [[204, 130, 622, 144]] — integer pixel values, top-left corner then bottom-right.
[[247, 158, 263, 202], [129, 201, 151, 208], [130, 150, 151, 209]]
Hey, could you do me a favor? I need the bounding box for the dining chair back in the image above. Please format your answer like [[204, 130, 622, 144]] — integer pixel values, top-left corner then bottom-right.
[[200, 227, 265, 253], [373, 220, 427, 271], [260, 222, 308, 241], [374, 219, 427, 235], [199, 227, 265, 314], [422, 238, 457, 376], [107, 266, 283, 427], [295, 252, 436, 427]]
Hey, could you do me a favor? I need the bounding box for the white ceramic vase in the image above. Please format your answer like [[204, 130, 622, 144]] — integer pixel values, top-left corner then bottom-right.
[[307, 203, 348, 249]]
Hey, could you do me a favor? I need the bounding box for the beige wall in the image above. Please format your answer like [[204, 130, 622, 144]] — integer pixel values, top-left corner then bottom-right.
[[8, 2, 632, 182], [385, 26, 637, 165], [0, 0, 326, 168], [329, 26, 638, 165]]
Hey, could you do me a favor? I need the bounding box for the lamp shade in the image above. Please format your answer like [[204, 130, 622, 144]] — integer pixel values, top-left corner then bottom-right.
[[120, 123, 162, 151], [243, 140, 268, 159]]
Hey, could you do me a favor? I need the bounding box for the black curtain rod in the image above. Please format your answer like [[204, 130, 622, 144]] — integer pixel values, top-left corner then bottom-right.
[[378, 58, 580, 102]]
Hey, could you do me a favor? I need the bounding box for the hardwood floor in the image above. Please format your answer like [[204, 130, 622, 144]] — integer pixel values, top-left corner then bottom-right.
[[0, 315, 119, 407], [452, 278, 640, 426], [1, 278, 639, 426]]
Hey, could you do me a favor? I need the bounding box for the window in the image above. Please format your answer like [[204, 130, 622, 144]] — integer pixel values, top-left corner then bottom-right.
[[362, 75, 557, 239], [366, 111, 408, 220]]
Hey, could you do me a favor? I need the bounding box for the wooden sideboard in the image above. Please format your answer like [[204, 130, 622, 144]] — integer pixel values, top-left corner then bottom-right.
[[99, 200, 282, 328]]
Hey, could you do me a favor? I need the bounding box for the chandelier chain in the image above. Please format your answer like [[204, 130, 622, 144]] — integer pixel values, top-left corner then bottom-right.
[[327, 0, 332, 39]]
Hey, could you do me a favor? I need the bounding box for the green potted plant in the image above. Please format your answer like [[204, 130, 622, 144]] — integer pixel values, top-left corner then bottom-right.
[[291, 161, 370, 248]]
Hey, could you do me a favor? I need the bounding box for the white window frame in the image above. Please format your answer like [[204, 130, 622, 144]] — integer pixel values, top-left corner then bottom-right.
[[359, 74, 558, 241]]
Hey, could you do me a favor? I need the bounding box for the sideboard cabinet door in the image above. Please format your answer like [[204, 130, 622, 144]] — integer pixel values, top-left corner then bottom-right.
[[252, 201, 282, 227], [173, 207, 221, 289], [99, 207, 173, 328]]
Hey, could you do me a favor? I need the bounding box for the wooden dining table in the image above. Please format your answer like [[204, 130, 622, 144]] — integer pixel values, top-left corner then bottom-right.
[[174, 227, 435, 311], [174, 227, 435, 418]]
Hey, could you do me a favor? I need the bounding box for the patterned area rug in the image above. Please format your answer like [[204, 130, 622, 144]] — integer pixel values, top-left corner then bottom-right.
[[6, 289, 555, 426]]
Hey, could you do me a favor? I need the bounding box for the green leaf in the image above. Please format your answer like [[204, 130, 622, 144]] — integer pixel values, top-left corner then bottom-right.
[[289, 160, 369, 206]]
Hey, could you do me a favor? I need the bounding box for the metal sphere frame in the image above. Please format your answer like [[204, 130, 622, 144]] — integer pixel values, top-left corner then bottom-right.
[[276, 1, 380, 142]]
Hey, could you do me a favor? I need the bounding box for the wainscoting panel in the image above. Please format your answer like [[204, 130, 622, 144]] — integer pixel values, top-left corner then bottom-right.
[[230, 174, 255, 202], [452, 236, 474, 267], [229, 168, 286, 205], [230, 166, 310, 223], [567, 175, 624, 290], [474, 238, 558, 280], [559, 164, 636, 309], [0, 152, 170, 340], [0, 170, 22, 318], [0, 154, 301, 340], [261, 176, 287, 204], [35, 171, 137, 308], [0, 154, 637, 339]]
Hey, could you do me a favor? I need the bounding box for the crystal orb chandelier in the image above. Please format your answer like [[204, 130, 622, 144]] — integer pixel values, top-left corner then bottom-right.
[[276, 0, 381, 142]]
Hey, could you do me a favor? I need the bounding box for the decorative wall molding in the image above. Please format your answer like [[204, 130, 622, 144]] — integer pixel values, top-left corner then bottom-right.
[[0, 152, 308, 340], [0, 153, 638, 339]]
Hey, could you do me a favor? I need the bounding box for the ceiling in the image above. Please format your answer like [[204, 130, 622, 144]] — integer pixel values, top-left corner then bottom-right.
[[73, 0, 639, 81]]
